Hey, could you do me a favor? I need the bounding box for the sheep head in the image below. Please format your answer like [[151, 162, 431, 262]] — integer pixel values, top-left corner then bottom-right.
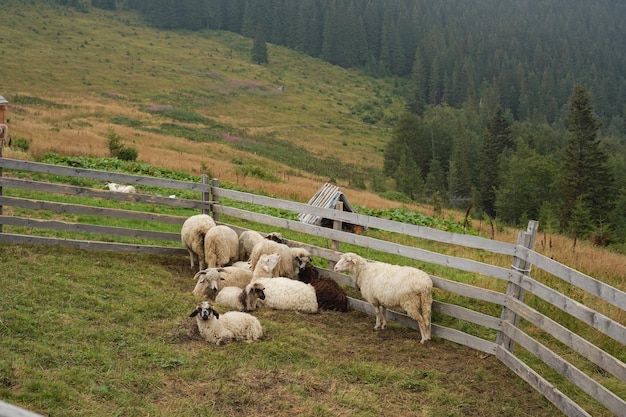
[[333, 252, 360, 274], [192, 269, 221, 297], [189, 301, 220, 320], [292, 248, 311, 271], [259, 253, 281, 274]]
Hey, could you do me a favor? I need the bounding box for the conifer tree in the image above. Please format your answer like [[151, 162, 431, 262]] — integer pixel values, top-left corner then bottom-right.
[[477, 106, 513, 217], [559, 83, 615, 228], [251, 24, 268, 64]]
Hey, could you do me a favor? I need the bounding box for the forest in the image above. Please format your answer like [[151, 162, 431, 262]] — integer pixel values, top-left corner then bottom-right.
[[48, 0, 626, 251]]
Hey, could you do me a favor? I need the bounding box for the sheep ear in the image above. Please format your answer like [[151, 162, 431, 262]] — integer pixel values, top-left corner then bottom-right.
[[189, 308, 199, 317], [211, 309, 220, 319]]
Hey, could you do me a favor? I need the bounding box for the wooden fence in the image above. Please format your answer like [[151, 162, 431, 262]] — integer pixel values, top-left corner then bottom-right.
[[0, 157, 625, 417]]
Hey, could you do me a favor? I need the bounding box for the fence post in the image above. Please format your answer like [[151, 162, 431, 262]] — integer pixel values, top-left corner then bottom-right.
[[210, 177, 219, 222], [496, 219, 539, 353], [0, 148, 3, 234], [201, 174, 210, 216], [329, 201, 343, 269]]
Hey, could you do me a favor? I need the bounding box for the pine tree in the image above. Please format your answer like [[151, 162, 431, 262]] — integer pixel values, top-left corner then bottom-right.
[[406, 48, 427, 115], [251, 24, 268, 64], [559, 83, 615, 228], [394, 144, 423, 200], [477, 106, 513, 217]]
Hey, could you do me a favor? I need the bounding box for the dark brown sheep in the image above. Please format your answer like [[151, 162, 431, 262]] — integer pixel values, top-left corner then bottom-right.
[[298, 263, 348, 312]]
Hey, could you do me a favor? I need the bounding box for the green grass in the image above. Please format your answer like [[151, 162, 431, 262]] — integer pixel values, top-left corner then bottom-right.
[[0, 244, 561, 417]]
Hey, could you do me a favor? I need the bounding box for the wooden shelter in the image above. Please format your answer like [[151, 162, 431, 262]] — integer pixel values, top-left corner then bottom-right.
[[0, 95, 7, 124], [298, 183, 364, 233]]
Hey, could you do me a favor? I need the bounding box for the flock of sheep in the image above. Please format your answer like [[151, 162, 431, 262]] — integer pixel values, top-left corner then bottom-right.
[[181, 213, 434, 346]]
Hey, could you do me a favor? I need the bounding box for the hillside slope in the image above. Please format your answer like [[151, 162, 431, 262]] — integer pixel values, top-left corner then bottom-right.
[[2, 0, 405, 207]]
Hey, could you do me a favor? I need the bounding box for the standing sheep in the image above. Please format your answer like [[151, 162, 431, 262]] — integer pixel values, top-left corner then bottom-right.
[[238, 230, 263, 262], [249, 240, 310, 279], [298, 263, 348, 312], [215, 282, 266, 312], [204, 225, 239, 268], [333, 252, 433, 343], [189, 301, 263, 345], [238, 230, 286, 262], [181, 214, 217, 271], [192, 266, 253, 298]]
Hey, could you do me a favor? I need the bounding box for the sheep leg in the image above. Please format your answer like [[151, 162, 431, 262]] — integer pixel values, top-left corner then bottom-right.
[[188, 250, 196, 269], [403, 301, 429, 343], [374, 305, 383, 330], [380, 306, 387, 330]]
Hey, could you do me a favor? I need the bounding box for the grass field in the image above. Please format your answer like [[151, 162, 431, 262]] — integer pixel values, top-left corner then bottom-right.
[[1, 1, 625, 415], [0, 244, 561, 417]]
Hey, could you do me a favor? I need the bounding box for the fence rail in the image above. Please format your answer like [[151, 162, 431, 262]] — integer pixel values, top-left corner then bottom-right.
[[0, 157, 624, 417]]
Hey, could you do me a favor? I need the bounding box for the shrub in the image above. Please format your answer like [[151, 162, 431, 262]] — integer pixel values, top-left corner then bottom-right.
[[117, 146, 139, 162]]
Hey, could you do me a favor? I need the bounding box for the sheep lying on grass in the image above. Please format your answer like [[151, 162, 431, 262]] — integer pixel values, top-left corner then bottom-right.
[[189, 301, 263, 345], [181, 214, 217, 271], [215, 282, 266, 312], [204, 225, 239, 268], [298, 263, 348, 312], [255, 277, 318, 313], [249, 240, 310, 279], [333, 252, 433, 343], [105, 182, 137, 193], [252, 252, 317, 313], [192, 266, 252, 298]]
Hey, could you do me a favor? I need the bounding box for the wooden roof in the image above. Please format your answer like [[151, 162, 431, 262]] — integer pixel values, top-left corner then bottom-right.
[[298, 183, 357, 226]]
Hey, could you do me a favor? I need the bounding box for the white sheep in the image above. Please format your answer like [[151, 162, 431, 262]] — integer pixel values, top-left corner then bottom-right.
[[333, 252, 433, 343], [238, 230, 263, 262], [189, 301, 263, 345], [215, 282, 266, 312], [254, 277, 318, 313], [249, 239, 310, 279], [231, 261, 251, 270], [105, 182, 137, 193], [181, 214, 217, 271], [251, 253, 281, 281], [250, 252, 317, 313], [204, 225, 239, 268], [192, 266, 253, 298], [238, 230, 285, 262]]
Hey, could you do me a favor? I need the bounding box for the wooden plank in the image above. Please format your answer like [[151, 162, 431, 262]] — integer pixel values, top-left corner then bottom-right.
[[500, 322, 626, 416], [0, 196, 186, 225], [0, 216, 180, 242], [507, 297, 626, 383], [433, 301, 501, 330], [0, 400, 45, 417], [214, 186, 517, 255], [0, 178, 211, 210], [496, 347, 592, 417], [0, 233, 187, 256], [510, 273, 626, 345], [216, 205, 514, 281], [347, 298, 497, 354], [523, 248, 626, 311], [431, 275, 506, 305], [0, 158, 209, 191]]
